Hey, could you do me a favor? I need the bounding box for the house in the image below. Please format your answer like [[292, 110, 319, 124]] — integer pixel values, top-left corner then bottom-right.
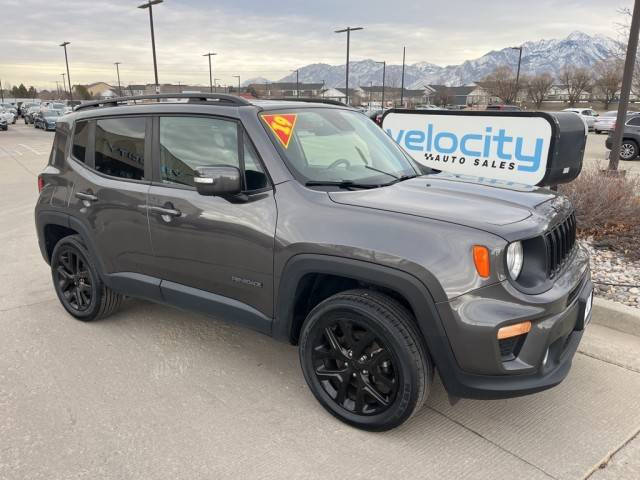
[[547, 84, 591, 102], [321, 87, 348, 103], [424, 84, 494, 107], [248, 82, 325, 99], [85, 82, 117, 99]]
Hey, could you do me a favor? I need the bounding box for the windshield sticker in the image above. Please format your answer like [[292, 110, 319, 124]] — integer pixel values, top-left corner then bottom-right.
[[262, 114, 297, 148]]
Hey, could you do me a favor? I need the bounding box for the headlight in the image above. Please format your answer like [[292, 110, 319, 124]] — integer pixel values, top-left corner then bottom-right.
[[506, 241, 524, 280]]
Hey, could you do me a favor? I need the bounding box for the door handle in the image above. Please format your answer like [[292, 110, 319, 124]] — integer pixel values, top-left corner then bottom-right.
[[75, 191, 98, 202], [149, 205, 182, 217]]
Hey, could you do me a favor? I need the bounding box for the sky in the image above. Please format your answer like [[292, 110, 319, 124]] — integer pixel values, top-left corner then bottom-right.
[[0, 0, 633, 91]]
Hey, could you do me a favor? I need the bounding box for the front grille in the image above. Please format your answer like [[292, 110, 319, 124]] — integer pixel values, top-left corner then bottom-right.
[[544, 212, 577, 278]]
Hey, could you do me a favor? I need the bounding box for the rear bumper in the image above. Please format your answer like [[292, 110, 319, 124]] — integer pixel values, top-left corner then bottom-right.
[[432, 246, 592, 399]]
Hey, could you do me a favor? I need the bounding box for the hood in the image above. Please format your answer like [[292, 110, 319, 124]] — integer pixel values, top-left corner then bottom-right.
[[328, 173, 564, 237]]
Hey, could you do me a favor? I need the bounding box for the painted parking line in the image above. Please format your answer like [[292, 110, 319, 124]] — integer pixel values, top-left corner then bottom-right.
[[18, 144, 47, 155]]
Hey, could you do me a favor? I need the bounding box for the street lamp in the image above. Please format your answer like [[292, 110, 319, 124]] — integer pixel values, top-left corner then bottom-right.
[[114, 62, 123, 96], [59, 41, 73, 100], [203, 52, 217, 93], [291, 69, 299, 98], [61, 73, 67, 97], [511, 46, 523, 102], [213, 78, 220, 93], [233, 75, 241, 94], [138, 0, 163, 94], [400, 46, 406, 107], [335, 26, 363, 105], [375, 60, 386, 109]]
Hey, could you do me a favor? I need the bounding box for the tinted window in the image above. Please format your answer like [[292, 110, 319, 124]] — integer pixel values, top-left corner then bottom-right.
[[95, 117, 146, 180], [52, 131, 68, 167], [628, 116, 640, 126], [72, 121, 89, 163], [159, 116, 268, 190]]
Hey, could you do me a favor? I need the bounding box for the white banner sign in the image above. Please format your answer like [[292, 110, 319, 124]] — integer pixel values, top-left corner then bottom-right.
[[382, 111, 554, 185]]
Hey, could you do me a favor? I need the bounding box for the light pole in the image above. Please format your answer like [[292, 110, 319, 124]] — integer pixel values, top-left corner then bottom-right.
[[55, 80, 60, 97], [609, 0, 640, 170], [511, 46, 523, 103], [376, 60, 386, 108], [114, 62, 123, 96], [335, 26, 363, 105], [233, 75, 241, 94], [138, 0, 163, 94], [368, 81, 373, 109], [203, 52, 217, 93], [400, 46, 406, 107], [0, 79, 4, 103], [59, 41, 73, 100], [213, 78, 220, 93], [291, 69, 299, 98], [322, 79, 325, 98], [61, 73, 67, 97]]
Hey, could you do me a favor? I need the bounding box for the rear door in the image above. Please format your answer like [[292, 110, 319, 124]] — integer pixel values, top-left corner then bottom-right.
[[146, 114, 277, 317], [66, 116, 155, 277]]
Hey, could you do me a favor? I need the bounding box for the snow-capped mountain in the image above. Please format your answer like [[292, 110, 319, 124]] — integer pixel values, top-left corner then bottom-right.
[[276, 31, 618, 88]]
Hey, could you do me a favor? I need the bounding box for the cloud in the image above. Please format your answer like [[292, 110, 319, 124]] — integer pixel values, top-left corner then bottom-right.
[[0, 0, 632, 90]]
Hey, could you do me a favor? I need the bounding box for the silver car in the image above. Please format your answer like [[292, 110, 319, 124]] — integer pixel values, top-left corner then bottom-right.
[[562, 108, 598, 131], [594, 110, 639, 134]]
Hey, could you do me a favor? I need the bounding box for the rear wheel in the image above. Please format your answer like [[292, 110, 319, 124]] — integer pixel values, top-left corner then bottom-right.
[[299, 289, 432, 431], [51, 235, 123, 321], [620, 140, 639, 160]]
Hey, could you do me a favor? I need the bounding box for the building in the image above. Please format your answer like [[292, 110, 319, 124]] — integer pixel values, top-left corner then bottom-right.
[[248, 82, 325, 99], [85, 82, 117, 99], [424, 84, 495, 107]]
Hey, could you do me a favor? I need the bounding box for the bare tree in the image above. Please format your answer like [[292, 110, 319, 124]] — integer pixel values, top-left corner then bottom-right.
[[526, 73, 554, 109], [593, 59, 623, 109], [480, 66, 519, 104], [433, 86, 454, 106], [559, 65, 592, 106], [615, 8, 640, 97]]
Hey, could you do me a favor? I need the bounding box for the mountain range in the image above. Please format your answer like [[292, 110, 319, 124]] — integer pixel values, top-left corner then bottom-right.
[[248, 31, 619, 89]]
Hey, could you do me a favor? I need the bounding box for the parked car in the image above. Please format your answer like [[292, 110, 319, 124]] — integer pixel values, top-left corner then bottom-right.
[[19, 102, 40, 117], [24, 106, 41, 124], [0, 104, 17, 123], [0, 116, 7, 131], [605, 114, 640, 160], [0, 108, 15, 127], [35, 94, 592, 431], [594, 110, 640, 134], [562, 108, 598, 131], [486, 104, 521, 112], [33, 110, 61, 131], [414, 104, 442, 110]]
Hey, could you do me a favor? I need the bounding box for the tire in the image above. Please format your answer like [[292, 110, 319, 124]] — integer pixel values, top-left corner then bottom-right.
[[299, 289, 432, 431], [620, 140, 639, 161], [50, 235, 123, 321], [594, 129, 601, 134]]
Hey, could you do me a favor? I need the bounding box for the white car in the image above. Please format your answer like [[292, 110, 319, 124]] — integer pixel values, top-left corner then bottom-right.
[[0, 108, 15, 126], [593, 110, 640, 134], [562, 108, 598, 131]]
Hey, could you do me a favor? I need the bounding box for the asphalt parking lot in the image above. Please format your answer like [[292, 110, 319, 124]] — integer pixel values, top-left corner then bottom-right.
[[1, 123, 639, 480]]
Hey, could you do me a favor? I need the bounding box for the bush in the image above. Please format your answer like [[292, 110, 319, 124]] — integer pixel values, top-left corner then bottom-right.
[[558, 167, 640, 235]]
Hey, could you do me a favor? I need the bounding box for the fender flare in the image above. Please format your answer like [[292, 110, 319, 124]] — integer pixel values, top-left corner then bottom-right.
[[35, 210, 108, 281], [273, 254, 458, 373]]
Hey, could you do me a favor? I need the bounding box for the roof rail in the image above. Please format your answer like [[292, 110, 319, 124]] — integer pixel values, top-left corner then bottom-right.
[[267, 97, 348, 107], [74, 93, 251, 111]]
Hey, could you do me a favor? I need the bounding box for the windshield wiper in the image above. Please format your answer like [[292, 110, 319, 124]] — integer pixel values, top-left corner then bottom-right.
[[305, 180, 379, 189]]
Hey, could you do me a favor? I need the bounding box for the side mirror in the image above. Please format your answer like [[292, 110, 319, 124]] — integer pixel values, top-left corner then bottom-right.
[[194, 166, 242, 197]]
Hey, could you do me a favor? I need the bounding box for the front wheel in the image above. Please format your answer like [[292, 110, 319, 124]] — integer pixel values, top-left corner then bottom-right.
[[299, 289, 432, 431], [51, 235, 123, 321], [620, 140, 639, 161]]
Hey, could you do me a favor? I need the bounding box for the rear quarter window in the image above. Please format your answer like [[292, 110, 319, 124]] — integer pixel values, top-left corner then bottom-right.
[[72, 121, 89, 163]]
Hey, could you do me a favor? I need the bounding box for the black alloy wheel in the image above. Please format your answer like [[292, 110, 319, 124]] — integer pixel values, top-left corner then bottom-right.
[[50, 235, 123, 321], [54, 247, 94, 312], [311, 318, 398, 416], [300, 289, 432, 431]]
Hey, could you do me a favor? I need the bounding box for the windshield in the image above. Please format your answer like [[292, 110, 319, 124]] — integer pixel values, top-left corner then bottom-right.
[[260, 108, 417, 186], [43, 111, 60, 118]]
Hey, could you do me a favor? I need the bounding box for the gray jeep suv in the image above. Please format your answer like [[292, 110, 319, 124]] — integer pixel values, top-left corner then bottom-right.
[[35, 94, 592, 431]]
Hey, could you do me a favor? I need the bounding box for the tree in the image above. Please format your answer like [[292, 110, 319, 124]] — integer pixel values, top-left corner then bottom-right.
[[27, 86, 38, 99], [593, 59, 623, 109], [480, 66, 519, 104], [526, 73, 554, 109], [73, 85, 93, 100], [559, 65, 592, 106], [432, 86, 454, 106]]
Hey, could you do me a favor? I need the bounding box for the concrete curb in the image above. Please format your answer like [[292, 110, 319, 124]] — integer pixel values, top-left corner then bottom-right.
[[591, 297, 640, 337]]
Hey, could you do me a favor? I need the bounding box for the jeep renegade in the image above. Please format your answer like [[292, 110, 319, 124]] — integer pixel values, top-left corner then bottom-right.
[[35, 94, 593, 431]]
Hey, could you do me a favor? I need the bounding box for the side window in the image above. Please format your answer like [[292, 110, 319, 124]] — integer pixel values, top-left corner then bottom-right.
[[628, 116, 640, 126], [159, 116, 269, 191], [51, 130, 68, 167], [95, 117, 146, 180], [72, 121, 89, 163]]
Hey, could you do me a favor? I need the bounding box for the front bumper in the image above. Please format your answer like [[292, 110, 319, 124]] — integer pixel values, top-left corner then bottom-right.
[[433, 245, 592, 399]]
